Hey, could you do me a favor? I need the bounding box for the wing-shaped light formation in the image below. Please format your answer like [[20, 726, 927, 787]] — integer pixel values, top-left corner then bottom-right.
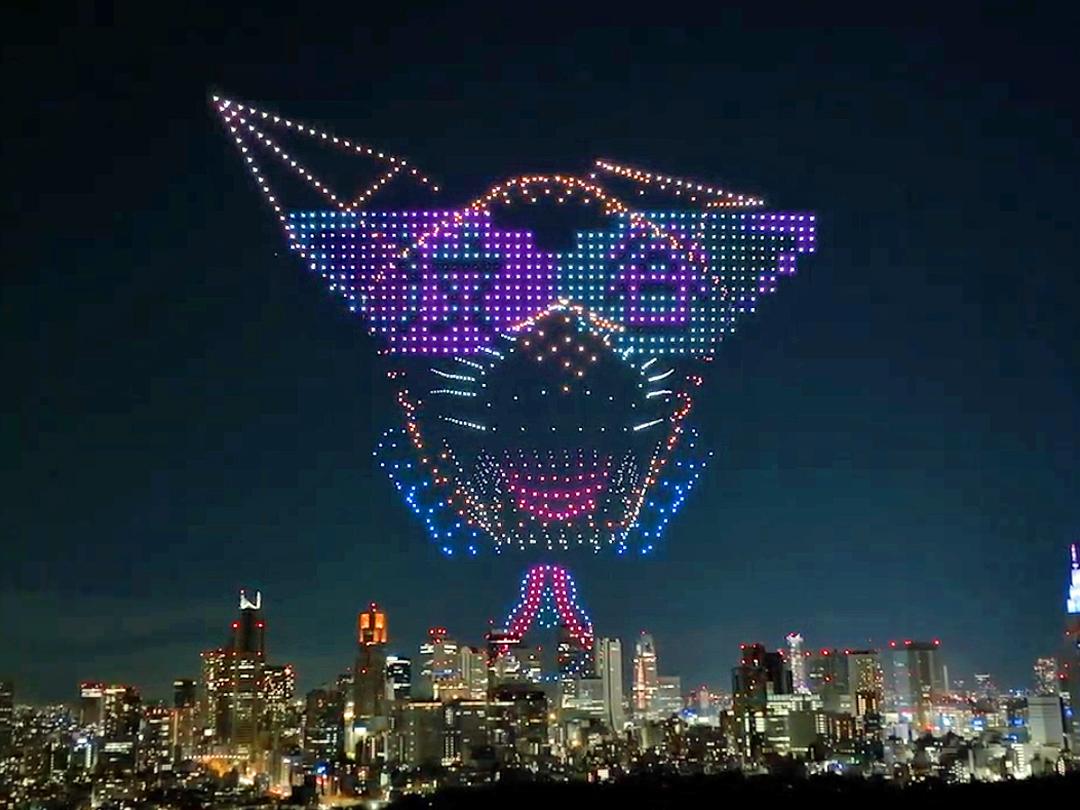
[[212, 93, 815, 561]]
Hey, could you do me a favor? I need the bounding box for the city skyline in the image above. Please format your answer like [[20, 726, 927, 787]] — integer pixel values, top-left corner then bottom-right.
[[3, 568, 1076, 802], [6, 8, 1078, 710], [12, 539, 1077, 708]]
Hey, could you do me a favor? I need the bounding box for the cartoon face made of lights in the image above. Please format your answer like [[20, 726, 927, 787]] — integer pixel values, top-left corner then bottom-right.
[[214, 96, 815, 559]]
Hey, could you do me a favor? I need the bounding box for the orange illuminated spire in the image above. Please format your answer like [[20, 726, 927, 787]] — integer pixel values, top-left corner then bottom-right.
[[358, 602, 388, 645]]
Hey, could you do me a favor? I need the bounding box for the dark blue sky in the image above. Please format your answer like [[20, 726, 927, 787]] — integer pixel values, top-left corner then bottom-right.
[[4, 6, 1077, 703]]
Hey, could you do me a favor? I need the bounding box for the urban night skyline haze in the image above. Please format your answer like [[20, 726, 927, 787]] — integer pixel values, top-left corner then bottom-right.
[[4, 6, 1078, 704]]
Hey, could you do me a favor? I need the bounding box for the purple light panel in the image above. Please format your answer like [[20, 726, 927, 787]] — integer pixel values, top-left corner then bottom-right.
[[288, 209, 815, 355]]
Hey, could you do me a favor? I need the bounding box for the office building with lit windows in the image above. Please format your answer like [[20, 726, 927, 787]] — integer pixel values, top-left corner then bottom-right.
[[595, 637, 625, 732], [0, 680, 12, 755], [786, 633, 809, 694], [1033, 657, 1059, 696], [386, 655, 412, 702], [418, 627, 459, 700], [886, 639, 944, 731], [172, 678, 198, 761], [632, 633, 659, 718]]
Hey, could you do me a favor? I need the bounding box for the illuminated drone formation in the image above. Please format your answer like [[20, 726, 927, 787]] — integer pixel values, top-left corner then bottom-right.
[[213, 94, 815, 648], [506, 564, 593, 651]]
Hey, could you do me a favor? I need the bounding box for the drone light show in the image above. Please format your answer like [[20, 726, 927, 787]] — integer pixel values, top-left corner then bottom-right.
[[213, 94, 815, 647]]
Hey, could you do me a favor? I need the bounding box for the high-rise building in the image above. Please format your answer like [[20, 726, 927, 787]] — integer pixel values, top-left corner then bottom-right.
[[1033, 657, 1059, 696], [731, 643, 791, 759], [197, 589, 273, 754], [386, 656, 412, 702], [79, 681, 106, 730], [138, 704, 175, 773], [847, 650, 884, 718], [303, 688, 343, 764], [353, 602, 389, 725], [1064, 542, 1080, 750], [632, 633, 659, 717], [655, 676, 683, 718], [233, 589, 266, 655], [808, 649, 851, 714], [263, 664, 296, 726], [486, 630, 540, 689], [732, 643, 792, 710], [92, 684, 140, 774], [227, 588, 266, 751], [560, 676, 606, 720], [786, 633, 809, 694], [595, 638, 625, 732], [887, 639, 944, 731], [489, 684, 548, 766], [199, 648, 229, 742], [1027, 694, 1065, 749], [1068, 541, 1080, 615], [102, 685, 141, 740], [556, 624, 594, 679], [460, 646, 489, 701], [172, 678, 198, 761], [443, 700, 488, 765], [0, 680, 12, 755], [418, 627, 459, 700], [393, 701, 443, 768], [173, 678, 197, 709]]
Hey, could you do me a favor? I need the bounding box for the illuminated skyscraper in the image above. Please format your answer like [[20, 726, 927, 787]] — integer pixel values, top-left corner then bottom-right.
[[444, 700, 489, 765], [100, 684, 140, 773], [354, 602, 389, 724], [102, 684, 141, 740], [172, 678, 198, 761], [655, 676, 683, 718], [173, 678, 197, 709], [731, 643, 791, 759], [303, 687, 344, 763], [1064, 542, 1080, 748], [632, 632, 659, 717], [0, 680, 12, 755], [808, 649, 851, 714], [595, 638, 625, 732], [1068, 542, 1080, 615], [263, 664, 296, 725], [418, 627, 459, 700], [732, 643, 791, 711], [138, 703, 175, 773], [786, 633, 809, 694], [79, 681, 106, 730], [197, 589, 271, 754], [887, 639, 943, 731], [233, 589, 266, 655], [1033, 657, 1059, 696], [262, 663, 295, 784], [460, 646, 489, 701], [199, 647, 229, 742], [485, 630, 541, 691], [386, 656, 412, 701], [847, 650, 884, 718], [227, 588, 266, 751], [557, 623, 594, 679]]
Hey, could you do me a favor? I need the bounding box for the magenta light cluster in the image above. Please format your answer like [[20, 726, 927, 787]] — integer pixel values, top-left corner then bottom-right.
[[505, 564, 594, 650]]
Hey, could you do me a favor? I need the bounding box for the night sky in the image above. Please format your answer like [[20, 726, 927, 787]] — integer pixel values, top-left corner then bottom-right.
[[4, 6, 1078, 704]]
